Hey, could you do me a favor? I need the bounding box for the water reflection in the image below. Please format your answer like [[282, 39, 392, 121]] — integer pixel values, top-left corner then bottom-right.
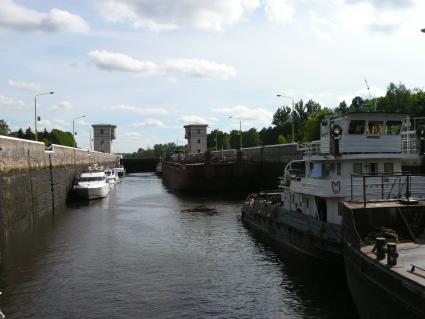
[[0, 173, 357, 318]]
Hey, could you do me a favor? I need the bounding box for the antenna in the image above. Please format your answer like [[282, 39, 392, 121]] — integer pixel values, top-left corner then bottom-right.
[[364, 78, 377, 110], [364, 78, 372, 100]]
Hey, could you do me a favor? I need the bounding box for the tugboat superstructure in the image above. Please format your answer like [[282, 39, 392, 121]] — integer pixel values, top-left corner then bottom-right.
[[242, 112, 421, 263]]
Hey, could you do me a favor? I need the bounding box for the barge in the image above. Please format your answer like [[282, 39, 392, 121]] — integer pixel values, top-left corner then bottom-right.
[[341, 187, 425, 319]]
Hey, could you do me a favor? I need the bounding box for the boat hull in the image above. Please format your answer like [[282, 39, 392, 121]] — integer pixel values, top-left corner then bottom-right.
[[162, 161, 258, 193], [344, 244, 424, 319], [241, 202, 342, 264], [74, 185, 110, 200]]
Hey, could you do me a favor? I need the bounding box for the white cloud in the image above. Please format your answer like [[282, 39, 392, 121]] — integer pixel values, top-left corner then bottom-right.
[[263, 0, 295, 24], [344, 0, 414, 9], [125, 131, 142, 137], [77, 118, 91, 126], [53, 118, 69, 126], [131, 119, 167, 128], [166, 59, 236, 79], [0, 94, 25, 109], [88, 50, 236, 79], [336, 86, 386, 105], [52, 101, 73, 111], [0, 0, 89, 33], [212, 105, 273, 122], [178, 115, 209, 125], [107, 104, 169, 115], [331, 0, 415, 34], [95, 0, 260, 31], [88, 50, 158, 74], [8, 79, 43, 92]]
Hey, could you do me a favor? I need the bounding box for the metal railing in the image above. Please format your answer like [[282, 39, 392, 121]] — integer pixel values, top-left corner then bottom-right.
[[349, 173, 425, 207], [299, 140, 321, 156]]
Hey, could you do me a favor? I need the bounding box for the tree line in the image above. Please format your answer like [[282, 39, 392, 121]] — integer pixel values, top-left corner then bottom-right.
[[0, 121, 76, 147]]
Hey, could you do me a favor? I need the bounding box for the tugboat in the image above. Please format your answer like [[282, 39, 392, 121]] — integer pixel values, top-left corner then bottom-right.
[[242, 112, 420, 264]]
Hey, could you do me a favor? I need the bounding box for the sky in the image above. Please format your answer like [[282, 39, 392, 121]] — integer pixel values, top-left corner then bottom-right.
[[1, 0, 425, 153]]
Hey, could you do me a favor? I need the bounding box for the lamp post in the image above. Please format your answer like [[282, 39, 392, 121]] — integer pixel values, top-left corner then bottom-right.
[[215, 129, 218, 151], [72, 115, 86, 148], [277, 94, 295, 143], [229, 116, 242, 149], [34, 91, 54, 141]]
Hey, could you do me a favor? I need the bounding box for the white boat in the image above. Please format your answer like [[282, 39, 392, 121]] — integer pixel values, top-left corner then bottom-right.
[[155, 161, 163, 176], [105, 168, 119, 187], [114, 165, 126, 177], [74, 171, 110, 200]]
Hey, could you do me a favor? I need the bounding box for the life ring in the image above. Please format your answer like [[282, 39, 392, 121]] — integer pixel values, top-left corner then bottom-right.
[[331, 124, 342, 140], [416, 126, 425, 141]]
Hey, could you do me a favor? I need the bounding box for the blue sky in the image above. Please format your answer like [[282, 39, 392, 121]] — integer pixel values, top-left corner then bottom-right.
[[1, 0, 425, 152]]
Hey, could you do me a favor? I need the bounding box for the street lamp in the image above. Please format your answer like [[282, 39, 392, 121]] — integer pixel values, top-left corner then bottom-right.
[[72, 115, 86, 148], [34, 91, 54, 141], [277, 94, 295, 143], [229, 116, 242, 149]]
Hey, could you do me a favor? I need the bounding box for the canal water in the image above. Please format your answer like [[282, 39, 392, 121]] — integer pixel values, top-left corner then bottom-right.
[[0, 173, 358, 318]]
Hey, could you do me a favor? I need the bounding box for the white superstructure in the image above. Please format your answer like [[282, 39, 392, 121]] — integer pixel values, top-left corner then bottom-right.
[[105, 168, 119, 187], [280, 113, 424, 226], [74, 170, 110, 200]]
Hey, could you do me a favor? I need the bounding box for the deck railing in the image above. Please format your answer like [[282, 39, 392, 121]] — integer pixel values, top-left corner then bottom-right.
[[349, 173, 425, 207]]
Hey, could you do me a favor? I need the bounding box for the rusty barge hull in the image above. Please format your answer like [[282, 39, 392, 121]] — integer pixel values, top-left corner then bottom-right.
[[162, 161, 259, 193]]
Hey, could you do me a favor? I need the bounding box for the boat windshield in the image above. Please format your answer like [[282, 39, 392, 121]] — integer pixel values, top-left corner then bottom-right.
[[80, 177, 104, 182]]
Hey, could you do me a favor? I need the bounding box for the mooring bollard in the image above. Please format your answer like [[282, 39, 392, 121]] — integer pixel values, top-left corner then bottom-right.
[[376, 237, 386, 260], [387, 243, 399, 267]]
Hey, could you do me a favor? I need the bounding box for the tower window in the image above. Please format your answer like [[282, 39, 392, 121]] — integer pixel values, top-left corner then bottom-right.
[[197, 139, 200, 144], [100, 129, 104, 134]]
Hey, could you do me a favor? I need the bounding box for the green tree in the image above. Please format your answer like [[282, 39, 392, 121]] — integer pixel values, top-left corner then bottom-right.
[[24, 127, 35, 140], [302, 108, 333, 142], [0, 119, 10, 136], [277, 134, 287, 144], [272, 105, 292, 126], [335, 101, 348, 114], [244, 128, 261, 147], [49, 129, 75, 147]]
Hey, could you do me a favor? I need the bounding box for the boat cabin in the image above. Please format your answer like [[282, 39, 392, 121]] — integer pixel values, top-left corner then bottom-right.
[[280, 113, 424, 226]]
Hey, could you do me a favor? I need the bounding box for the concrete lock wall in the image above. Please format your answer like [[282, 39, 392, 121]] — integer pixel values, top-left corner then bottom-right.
[[0, 135, 119, 241]]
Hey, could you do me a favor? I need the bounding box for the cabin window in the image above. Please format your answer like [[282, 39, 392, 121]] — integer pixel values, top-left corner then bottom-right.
[[336, 162, 342, 175], [348, 120, 365, 134], [384, 162, 394, 173], [368, 162, 378, 175], [367, 121, 384, 135], [385, 121, 402, 135], [353, 163, 363, 175]]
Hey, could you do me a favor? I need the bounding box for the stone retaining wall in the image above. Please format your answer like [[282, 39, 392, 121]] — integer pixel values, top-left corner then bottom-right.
[[0, 136, 119, 241]]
